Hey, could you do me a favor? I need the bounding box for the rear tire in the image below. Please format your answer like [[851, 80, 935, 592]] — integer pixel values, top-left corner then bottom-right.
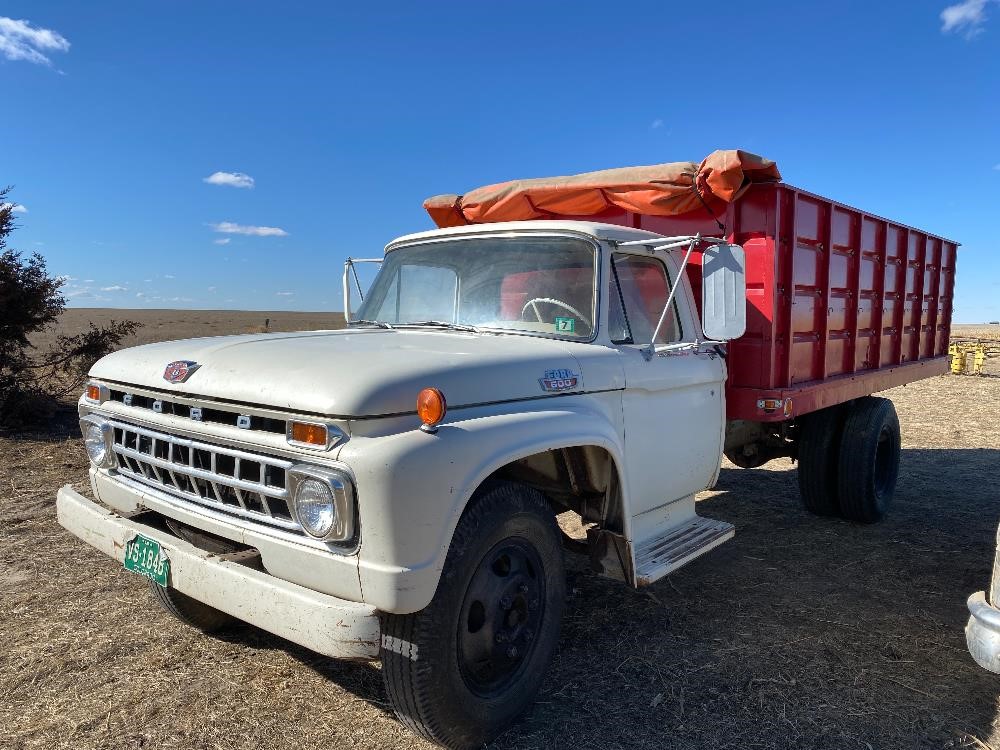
[[837, 396, 901, 523], [796, 404, 846, 517], [380, 482, 565, 749], [148, 580, 236, 633]]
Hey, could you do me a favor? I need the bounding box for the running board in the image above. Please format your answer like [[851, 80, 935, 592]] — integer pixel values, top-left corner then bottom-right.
[[632, 516, 735, 587]]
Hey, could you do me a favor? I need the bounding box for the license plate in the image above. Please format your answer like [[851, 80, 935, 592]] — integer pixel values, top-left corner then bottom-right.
[[124, 534, 170, 586]]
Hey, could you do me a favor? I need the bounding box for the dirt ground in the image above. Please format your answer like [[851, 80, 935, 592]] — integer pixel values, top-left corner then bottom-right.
[[2, 311, 999, 749]]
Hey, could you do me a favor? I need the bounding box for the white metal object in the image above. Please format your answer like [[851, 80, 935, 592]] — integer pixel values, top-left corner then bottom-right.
[[633, 515, 735, 587], [967, 591, 1000, 673], [701, 242, 747, 340], [56, 485, 379, 660], [109, 417, 299, 530]]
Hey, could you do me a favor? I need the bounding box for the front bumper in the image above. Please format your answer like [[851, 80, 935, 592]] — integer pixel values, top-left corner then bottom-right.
[[966, 591, 1000, 673], [56, 484, 380, 661]]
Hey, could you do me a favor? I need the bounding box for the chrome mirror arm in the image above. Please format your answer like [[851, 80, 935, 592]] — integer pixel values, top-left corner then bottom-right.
[[642, 234, 701, 360], [342, 257, 384, 324]]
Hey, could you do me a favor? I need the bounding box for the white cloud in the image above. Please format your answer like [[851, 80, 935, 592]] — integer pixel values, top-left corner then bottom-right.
[[1, 202, 27, 214], [100, 285, 128, 292], [941, 0, 992, 37], [994, 163, 1000, 170], [650, 119, 664, 129], [211, 221, 288, 237], [203, 171, 255, 189], [163, 274, 175, 279], [207, 286, 217, 292], [135, 292, 146, 299], [0, 17, 70, 65], [213, 237, 231, 245], [276, 291, 294, 296]]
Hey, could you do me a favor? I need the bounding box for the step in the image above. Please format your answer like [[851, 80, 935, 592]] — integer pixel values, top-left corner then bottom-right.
[[633, 515, 735, 587]]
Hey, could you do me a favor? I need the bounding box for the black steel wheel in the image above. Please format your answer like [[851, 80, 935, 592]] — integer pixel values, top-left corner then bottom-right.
[[457, 538, 546, 697], [380, 482, 565, 749]]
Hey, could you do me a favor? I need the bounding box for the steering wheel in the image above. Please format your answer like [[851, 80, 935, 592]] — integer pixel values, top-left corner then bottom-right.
[[520, 297, 590, 327]]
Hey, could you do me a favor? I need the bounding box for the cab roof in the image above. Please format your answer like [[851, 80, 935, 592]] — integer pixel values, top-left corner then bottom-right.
[[386, 220, 665, 252]]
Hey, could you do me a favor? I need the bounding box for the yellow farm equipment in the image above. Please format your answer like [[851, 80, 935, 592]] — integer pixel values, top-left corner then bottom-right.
[[949, 340, 998, 376]]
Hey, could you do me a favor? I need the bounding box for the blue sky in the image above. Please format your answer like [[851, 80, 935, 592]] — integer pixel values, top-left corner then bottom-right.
[[2, 1, 998, 321]]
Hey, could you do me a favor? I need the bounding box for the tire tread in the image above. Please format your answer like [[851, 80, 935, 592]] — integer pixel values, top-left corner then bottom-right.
[[797, 405, 845, 516], [148, 580, 235, 632], [837, 396, 900, 523]]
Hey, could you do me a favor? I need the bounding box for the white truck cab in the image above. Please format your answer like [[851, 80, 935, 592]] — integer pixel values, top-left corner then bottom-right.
[[58, 221, 748, 748]]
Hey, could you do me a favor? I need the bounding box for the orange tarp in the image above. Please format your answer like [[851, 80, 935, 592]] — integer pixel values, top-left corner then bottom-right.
[[424, 149, 781, 228]]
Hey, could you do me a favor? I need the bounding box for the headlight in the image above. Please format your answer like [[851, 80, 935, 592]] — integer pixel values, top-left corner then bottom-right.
[[81, 418, 116, 468], [289, 466, 355, 542]]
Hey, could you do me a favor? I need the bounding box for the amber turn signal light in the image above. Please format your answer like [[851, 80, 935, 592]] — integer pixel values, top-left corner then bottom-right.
[[289, 421, 328, 447], [85, 384, 102, 403], [417, 388, 447, 432]]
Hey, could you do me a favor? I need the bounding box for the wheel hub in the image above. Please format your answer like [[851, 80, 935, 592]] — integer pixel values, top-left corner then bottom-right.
[[458, 539, 545, 696]]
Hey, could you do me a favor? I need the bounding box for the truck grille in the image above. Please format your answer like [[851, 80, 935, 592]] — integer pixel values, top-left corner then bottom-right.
[[108, 419, 302, 533], [108, 389, 286, 435]]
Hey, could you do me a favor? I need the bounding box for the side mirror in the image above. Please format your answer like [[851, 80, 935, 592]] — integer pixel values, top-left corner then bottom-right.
[[701, 243, 746, 341]]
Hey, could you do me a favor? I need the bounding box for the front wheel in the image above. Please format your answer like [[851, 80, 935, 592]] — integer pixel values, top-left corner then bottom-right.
[[380, 482, 565, 749], [148, 579, 237, 633]]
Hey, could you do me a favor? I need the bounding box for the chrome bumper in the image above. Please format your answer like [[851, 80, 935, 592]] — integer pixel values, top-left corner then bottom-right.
[[966, 591, 1000, 674], [56, 484, 380, 661]]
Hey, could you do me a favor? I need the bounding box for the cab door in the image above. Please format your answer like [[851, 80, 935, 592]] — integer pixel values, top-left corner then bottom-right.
[[608, 251, 726, 521]]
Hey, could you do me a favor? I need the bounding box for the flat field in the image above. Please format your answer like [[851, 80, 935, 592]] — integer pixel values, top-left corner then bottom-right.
[[2, 310, 999, 749]]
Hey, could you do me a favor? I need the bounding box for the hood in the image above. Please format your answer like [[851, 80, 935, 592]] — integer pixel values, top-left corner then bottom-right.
[[90, 329, 610, 418]]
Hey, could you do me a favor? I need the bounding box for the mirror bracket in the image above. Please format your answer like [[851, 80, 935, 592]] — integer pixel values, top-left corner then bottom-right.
[[614, 234, 746, 359], [342, 257, 384, 323]]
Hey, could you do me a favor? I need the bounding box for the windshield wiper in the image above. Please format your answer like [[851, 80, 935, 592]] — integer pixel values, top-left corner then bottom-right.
[[349, 319, 394, 329], [396, 320, 481, 333]]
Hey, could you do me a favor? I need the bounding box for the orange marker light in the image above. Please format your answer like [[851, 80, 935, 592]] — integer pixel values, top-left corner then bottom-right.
[[417, 388, 447, 432], [290, 421, 328, 447], [86, 385, 101, 402]]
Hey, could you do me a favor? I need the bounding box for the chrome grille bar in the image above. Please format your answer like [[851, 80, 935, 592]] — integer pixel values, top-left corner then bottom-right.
[[107, 418, 300, 533]]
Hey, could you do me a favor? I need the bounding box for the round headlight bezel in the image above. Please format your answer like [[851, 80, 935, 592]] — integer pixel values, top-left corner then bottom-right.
[[288, 465, 356, 543], [80, 417, 116, 469]]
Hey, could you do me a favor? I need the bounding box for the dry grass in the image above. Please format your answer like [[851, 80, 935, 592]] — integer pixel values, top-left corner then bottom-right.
[[2, 310, 1000, 749], [953, 324, 1000, 343]]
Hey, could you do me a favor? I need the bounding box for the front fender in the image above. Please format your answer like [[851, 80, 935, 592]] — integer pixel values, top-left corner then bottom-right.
[[340, 392, 625, 613]]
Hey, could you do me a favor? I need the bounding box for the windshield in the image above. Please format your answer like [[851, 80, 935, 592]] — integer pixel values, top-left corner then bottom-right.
[[354, 235, 598, 338]]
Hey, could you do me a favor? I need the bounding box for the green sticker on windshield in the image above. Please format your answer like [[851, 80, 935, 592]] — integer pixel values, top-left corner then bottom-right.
[[554, 317, 575, 333]]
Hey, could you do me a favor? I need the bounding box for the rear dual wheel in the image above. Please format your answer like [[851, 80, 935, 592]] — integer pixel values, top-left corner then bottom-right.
[[797, 396, 901, 523]]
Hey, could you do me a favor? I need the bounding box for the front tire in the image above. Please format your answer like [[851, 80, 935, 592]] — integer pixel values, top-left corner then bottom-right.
[[148, 580, 236, 633], [380, 482, 565, 749]]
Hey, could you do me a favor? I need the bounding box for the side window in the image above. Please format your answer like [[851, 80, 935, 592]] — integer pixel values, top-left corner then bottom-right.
[[609, 253, 682, 345]]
